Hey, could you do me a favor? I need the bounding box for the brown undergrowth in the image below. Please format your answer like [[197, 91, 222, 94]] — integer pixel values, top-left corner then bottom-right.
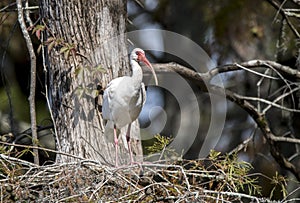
[[0, 149, 289, 202]]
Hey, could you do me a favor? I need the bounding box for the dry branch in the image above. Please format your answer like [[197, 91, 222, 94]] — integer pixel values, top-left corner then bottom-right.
[[266, 0, 300, 38], [150, 61, 300, 181], [16, 0, 39, 165], [0, 156, 282, 202]]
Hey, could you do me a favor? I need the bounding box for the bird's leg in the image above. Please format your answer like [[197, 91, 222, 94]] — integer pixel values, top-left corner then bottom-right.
[[126, 123, 134, 164], [114, 125, 119, 167]]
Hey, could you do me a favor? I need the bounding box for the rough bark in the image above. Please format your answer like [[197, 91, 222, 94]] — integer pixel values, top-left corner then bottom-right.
[[41, 0, 142, 165]]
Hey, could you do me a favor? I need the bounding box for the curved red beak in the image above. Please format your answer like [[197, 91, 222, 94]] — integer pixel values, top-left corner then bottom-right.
[[139, 54, 158, 86]]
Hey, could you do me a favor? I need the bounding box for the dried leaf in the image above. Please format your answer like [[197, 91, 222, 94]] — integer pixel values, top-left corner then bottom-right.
[[91, 89, 99, 98], [60, 46, 69, 54], [76, 87, 85, 99], [37, 44, 42, 54], [46, 37, 55, 44], [94, 65, 107, 73], [75, 66, 84, 78], [48, 41, 56, 52], [32, 25, 45, 34], [36, 30, 41, 40], [64, 49, 70, 60]]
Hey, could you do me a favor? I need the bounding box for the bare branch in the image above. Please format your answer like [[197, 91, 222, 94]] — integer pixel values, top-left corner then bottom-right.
[[0, 153, 37, 167], [25, 0, 33, 27], [0, 2, 39, 13], [0, 158, 271, 202], [39, 20, 61, 152], [266, 0, 300, 38], [210, 86, 300, 181], [0, 2, 16, 13], [229, 129, 256, 155], [262, 86, 300, 113], [0, 141, 106, 164], [201, 189, 262, 203], [148, 62, 207, 91], [271, 135, 300, 145], [284, 8, 300, 18], [16, 0, 39, 165], [229, 88, 300, 114], [235, 63, 278, 80], [151, 62, 300, 181], [201, 60, 300, 81]]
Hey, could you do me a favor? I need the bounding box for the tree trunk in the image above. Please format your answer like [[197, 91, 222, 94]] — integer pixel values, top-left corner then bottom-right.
[[41, 0, 142, 165]]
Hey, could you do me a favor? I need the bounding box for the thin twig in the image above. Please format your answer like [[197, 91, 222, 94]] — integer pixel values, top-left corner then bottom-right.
[[25, 0, 33, 27], [0, 2, 39, 13], [229, 130, 255, 155], [232, 87, 300, 114], [39, 19, 60, 152], [266, 0, 300, 38], [235, 63, 278, 80], [202, 189, 261, 202], [198, 60, 300, 81], [262, 61, 296, 111], [262, 86, 300, 114], [0, 141, 92, 162], [0, 153, 37, 167]]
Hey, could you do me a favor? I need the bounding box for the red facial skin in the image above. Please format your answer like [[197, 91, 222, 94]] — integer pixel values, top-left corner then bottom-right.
[[136, 51, 158, 85]]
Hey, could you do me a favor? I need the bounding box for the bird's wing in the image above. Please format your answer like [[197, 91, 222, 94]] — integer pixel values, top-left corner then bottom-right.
[[127, 82, 146, 122], [102, 77, 128, 121], [102, 76, 146, 129]]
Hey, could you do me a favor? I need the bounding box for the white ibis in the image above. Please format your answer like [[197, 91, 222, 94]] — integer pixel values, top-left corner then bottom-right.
[[102, 48, 158, 166]]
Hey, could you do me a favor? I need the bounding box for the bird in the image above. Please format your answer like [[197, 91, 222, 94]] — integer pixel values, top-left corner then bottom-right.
[[102, 48, 158, 166]]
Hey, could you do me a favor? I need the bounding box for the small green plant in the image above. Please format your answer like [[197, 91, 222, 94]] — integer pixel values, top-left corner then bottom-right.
[[31, 24, 46, 39], [270, 171, 288, 199], [208, 149, 262, 196], [146, 134, 172, 153], [32, 23, 89, 63], [59, 43, 77, 60], [145, 134, 178, 160]]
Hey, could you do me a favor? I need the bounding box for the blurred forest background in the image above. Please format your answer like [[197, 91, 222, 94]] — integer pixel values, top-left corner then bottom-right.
[[0, 0, 300, 200], [128, 0, 300, 198]]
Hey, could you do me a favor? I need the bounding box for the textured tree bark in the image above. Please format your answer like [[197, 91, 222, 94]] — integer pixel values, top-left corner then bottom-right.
[[40, 0, 142, 165]]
